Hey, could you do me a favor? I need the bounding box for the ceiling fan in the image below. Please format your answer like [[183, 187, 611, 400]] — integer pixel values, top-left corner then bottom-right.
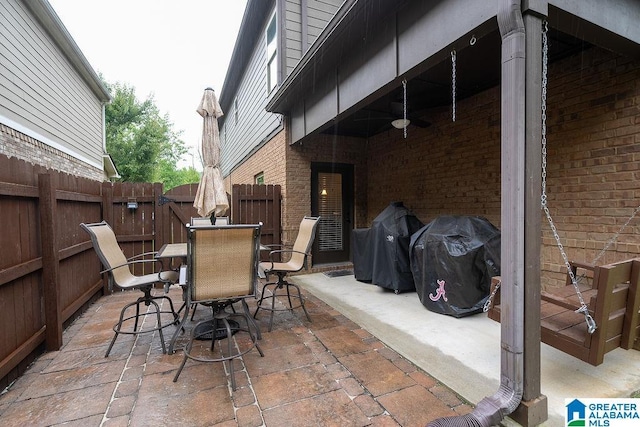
[[354, 101, 431, 130], [388, 101, 431, 129]]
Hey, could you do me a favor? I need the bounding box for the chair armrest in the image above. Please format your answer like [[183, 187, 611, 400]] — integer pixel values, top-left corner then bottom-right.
[[262, 244, 288, 251], [267, 249, 309, 261], [99, 258, 160, 274], [127, 251, 158, 261]]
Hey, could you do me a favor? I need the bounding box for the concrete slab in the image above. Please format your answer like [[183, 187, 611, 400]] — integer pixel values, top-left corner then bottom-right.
[[294, 273, 640, 426]]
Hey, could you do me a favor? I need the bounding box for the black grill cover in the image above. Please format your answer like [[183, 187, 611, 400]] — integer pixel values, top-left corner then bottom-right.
[[409, 215, 501, 317], [352, 202, 424, 292]]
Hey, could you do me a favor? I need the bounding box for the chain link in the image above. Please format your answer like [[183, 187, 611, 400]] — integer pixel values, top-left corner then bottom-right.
[[591, 204, 640, 266], [540, 20, 596, 334], [451, 49, 456, 122], [402, 79, 408, 139], [483, 280, 501, 313]]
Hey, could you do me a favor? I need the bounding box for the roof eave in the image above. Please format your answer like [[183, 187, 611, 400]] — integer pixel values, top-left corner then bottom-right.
[[265, 0, 360, 115], [219, 0, 274, 116]]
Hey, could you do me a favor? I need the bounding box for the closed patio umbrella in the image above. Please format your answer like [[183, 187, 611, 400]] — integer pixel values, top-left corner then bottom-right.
[[193, 88, 229, 220]]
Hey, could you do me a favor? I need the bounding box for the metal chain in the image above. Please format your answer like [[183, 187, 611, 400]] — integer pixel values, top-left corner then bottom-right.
[[483, 280, 501, 313], [451, 49, 456, 122], [540, 21, 597, 334], [402, 78, 408, 139], [591, 204, 640, 266]]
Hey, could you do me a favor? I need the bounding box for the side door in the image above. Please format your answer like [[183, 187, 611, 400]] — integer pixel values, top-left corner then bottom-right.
[[311, 163, 354, 264]]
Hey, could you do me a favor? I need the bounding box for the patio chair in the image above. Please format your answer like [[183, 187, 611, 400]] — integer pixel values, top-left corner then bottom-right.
[[190, 216, 229, 227], [254, 216, 320, 331], [80, 221, 180, 357], [173, 223, 264, 390], [187, 216, 231, 320]]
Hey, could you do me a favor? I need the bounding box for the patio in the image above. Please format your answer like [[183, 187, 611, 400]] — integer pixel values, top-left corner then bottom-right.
[[296, 272, 640, 426], [0, 276, 474, 427], [2, 270, 639, 426]]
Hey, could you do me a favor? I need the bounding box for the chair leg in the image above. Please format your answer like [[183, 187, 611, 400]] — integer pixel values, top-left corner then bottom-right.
[[174, 301, 264, 388], [150, 299, 167, 354], [254, 277, 311, 331], [172, 326, 194, 382], [269, 284, 278, 332], [106, 287, 180, 357], [222, 317, 236, 390], [289, 282, 312, 322], [168, 297, 191, 354]]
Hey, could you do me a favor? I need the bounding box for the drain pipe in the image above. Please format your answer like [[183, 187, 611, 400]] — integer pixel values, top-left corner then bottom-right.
[[427, 1, 526, 426]]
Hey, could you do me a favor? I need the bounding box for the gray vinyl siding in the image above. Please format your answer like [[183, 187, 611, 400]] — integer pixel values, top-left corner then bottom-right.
[[284, 0, 342, 75], [220, 16, 281, 176], [306, 0, 341, 44], [285, 0, 303, 74], [0, 0, 104, 168]]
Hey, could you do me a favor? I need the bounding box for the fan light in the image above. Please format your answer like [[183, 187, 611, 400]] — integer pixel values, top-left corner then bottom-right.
[[391, 118, 410, 129]]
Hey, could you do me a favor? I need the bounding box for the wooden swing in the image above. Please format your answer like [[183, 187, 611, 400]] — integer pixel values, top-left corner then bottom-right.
[[487, 258, 640, 366], [485, 23, 640, 366]]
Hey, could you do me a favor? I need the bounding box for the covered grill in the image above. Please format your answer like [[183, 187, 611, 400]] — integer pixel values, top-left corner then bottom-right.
[[409, 215, 501, 317], [352, 202, 424, 293]]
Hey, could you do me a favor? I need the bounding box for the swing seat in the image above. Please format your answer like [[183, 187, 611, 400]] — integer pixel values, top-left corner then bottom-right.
[[487, 258, 640, 366]]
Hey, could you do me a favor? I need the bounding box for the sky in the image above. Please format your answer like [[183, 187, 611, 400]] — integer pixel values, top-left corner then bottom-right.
[[47, 0, 248, 169]]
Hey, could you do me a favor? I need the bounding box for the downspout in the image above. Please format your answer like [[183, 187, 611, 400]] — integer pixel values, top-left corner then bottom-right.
[[427, 1, 526, 426]]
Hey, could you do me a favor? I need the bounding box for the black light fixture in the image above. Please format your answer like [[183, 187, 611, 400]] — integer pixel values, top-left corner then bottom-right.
[[127, 198, 138, 210]]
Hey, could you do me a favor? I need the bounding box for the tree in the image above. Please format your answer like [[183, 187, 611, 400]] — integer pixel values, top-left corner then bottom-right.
[[157, 161, 201, 191], [104, 80, 195, 185]]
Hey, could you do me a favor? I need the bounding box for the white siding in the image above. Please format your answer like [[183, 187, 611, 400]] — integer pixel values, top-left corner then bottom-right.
[[220, 14, 281, 176], [0, 0, 104, 169]]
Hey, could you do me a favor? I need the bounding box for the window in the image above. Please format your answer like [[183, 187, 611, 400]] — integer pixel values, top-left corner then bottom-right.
[[254, 172, 265, 185], [266, 12, 277, 93]]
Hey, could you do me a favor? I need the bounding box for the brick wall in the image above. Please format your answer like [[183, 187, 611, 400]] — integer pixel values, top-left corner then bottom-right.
[[226, 46, 639, 288], [0, 124, 104, 181], [364, 46, 640, 288], [226, 127, 368, 247], [541, 47, 640, 286]]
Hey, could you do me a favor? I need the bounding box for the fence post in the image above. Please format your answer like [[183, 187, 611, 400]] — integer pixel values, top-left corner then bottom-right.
[[153, 182, 164, 251], [38, 173, 62, 350], [101, 182, 114, 294]]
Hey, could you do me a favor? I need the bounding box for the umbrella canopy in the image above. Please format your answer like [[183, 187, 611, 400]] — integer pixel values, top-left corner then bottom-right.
[[193, 88, 229, 218]]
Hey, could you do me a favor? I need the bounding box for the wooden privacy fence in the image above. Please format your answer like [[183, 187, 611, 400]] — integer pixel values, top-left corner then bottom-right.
[[0, 154, 281, 389], [233, 184, 282, 260]]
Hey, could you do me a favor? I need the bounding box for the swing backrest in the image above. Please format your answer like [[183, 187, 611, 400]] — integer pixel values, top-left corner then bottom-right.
[[488, 257, 640, 366], [587, 260, 633, 364], [622, 259, 640, 350]]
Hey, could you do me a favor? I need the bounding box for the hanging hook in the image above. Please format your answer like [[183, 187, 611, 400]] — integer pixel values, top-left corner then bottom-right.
[[576, 305, 597, 334], [469, 35, 476, 46]]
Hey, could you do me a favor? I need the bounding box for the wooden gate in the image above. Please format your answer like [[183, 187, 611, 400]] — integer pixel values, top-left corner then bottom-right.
[[232, 184, 281, 259], [155, 183, 200, 248], [156, 183, 282, 253]]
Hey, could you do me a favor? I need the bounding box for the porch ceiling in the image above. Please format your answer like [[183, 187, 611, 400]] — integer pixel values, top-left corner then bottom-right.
[[267, 0, 640, 143], [321, 27, 588, 138]]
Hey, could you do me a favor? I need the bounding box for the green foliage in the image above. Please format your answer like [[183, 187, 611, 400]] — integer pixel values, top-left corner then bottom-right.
[[157, 161, 201, 191], [104, 80, 191, 185]]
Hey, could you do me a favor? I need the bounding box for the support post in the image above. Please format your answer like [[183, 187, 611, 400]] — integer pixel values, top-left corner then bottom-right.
[[101, 181, 114, 294], [510, 3, 549, 425]]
